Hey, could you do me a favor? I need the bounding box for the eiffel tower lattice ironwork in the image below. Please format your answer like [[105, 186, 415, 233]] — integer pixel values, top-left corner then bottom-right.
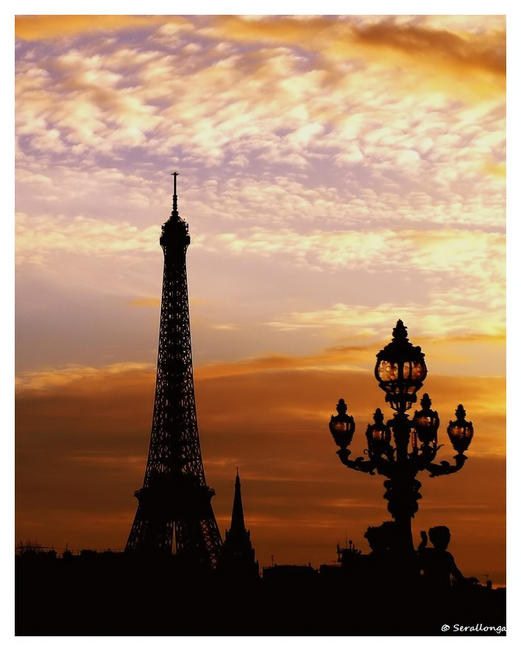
[[125, 173, 222, 566]]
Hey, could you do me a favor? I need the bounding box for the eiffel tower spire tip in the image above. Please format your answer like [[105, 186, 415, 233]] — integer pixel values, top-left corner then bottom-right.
[[170, 170, 180, 217]]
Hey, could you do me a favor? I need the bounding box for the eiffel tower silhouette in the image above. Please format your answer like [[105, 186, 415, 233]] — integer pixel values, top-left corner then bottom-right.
[[125, 173, 222, 567]]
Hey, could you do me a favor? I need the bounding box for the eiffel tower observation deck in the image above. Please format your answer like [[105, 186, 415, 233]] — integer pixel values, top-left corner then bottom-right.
[[125, 173, 222, 567]]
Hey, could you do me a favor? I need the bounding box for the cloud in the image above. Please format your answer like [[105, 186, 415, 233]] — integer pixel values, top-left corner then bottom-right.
[[17, 206, 505, 282], [210, 15, 505, 100], [15, 15, 182, 41], [15, 15, 505, 187], [16, 361, 154, 392], [205, 227, 504, 274], [195, 351, 364, 381], [198, 228, 504, 339], [483, 161, 506, 178], [266, 293, 504, 340], [197, 333, 505, 380], [128, 297, 160, 308], [15, 205, 504, 373], [349, 19, 505, 77], [16, 212, 158, 264], [211, 323, 239, 331]]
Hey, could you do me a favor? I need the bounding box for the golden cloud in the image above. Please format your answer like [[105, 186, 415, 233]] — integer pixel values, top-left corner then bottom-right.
[[15, 212, 158, 263], [266, 300, 505, 362], [349, 20, 505, 77], [483, 161, 506, 178], [211, 15, 505, 101], [128, 297, 161, 308], [16, 361, 154, 392], [206, 228, 505, 275], [198, 228, 504, 342], [15, 16, 505, 191], [15, 15, 173, 41]]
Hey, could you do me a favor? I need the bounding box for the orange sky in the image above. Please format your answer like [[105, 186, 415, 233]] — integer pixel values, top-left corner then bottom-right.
[[15, 14, 505, 584], [16, 351, 505, 583]]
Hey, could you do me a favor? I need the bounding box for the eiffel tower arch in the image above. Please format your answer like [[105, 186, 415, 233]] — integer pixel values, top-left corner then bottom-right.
[[125, 173, 222, 567]]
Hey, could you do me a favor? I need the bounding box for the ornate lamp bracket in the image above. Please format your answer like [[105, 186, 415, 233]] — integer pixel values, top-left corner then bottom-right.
[[337, 448, 376, 475], [426, 453, 467, 477]]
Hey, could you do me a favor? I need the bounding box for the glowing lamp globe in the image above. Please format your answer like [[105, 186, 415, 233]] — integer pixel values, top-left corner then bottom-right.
[[447, 404, 474, 453], [329, 399, 355, 449], [365, 408, 391, 455], [375, 320, 427, 413], [412, 393, 440, 447]]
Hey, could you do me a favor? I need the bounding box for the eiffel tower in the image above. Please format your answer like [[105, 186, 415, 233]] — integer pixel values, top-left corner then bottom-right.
[[125, 173, 222, 567]]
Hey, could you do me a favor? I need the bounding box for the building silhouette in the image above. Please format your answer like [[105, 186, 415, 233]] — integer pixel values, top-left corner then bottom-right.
[[218, 469, 259, 578], [125, 173, 222, 566]]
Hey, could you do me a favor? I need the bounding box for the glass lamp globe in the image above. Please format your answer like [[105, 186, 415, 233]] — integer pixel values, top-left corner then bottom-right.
[[375, 320, 427, 413]]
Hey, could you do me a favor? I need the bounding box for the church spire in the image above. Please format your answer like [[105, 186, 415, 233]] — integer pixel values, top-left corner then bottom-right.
[[217, 469, 259, 579], [230, 468, 246, 533]]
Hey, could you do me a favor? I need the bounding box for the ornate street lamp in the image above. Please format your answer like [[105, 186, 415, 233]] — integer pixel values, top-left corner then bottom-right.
[[329, 320, 473, 554]]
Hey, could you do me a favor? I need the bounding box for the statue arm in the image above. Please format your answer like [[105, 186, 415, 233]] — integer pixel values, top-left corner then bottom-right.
[[418, 530, 428, 552]]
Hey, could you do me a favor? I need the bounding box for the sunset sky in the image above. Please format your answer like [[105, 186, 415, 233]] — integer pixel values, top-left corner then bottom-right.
[[15, 14, 505, 584]]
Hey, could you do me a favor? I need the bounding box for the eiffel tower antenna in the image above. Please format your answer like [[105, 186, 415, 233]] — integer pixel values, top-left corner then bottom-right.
[[125, 173, 222, 567], [171, 171, 179, 217]]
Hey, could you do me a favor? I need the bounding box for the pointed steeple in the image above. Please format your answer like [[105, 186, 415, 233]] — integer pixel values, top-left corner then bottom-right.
[[217, 469, 259, 579], [230, 468, 246, 533]]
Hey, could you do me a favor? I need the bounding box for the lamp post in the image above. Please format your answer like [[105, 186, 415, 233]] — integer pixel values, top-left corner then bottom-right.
[[329, 320, 473, 555]]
